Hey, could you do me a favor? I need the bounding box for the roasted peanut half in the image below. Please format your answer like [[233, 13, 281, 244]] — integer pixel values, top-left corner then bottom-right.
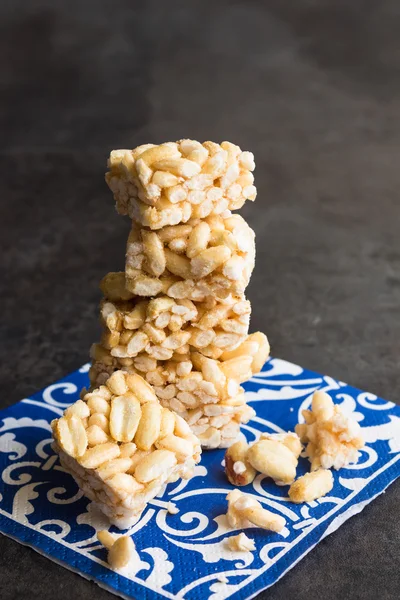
[[247, 439, 297, 485], [109, 393, 142, 442], [134, 401, 162, 450], [259, 432, 302, 459], [289, 469, 333, 503], [107, 535, 135, 570], [56, 415, 88, 458]]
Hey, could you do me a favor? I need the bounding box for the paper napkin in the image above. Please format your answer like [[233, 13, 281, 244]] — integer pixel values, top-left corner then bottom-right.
[[1, 358, 399, 600]]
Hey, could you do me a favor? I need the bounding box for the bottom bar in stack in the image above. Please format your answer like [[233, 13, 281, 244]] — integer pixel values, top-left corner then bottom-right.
[[89, 332, 269, 449], [52, 371, 201, 529]]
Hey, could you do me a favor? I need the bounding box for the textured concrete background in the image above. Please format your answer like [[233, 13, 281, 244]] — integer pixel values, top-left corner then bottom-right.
[[1, 1, 399, 598]]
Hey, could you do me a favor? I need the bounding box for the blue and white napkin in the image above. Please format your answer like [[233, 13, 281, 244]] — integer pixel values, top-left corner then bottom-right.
[[1, 358, 399, 600]]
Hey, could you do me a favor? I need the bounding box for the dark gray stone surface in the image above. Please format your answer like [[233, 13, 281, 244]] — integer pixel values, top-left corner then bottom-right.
[[1, 1, 399, 598]]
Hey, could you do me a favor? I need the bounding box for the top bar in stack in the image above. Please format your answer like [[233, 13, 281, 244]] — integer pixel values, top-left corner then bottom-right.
[[106, 140, 257, 229]]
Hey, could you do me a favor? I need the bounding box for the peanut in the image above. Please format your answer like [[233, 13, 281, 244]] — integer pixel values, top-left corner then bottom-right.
[[289, 469, 334, 503], [108, 535, 135, 570], [225, 441, 256, 486], [247, 439, 297, 485], [134, 402, 162, 450], [260, 432, 302, 459], [79, 442, 121, 469], [134, 449, 177, 483], [109, 394, 142, 442], [56, 415, 88, 459]]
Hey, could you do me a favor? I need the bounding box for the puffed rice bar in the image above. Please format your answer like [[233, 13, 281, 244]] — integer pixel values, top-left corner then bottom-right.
[[106, 140, 257, 230], [89, 332, 270, 448], [125, 213, 255, 299], [99, 294, 251, 362], [295, 390, 364, 470], [52, 371, 201, 529], [90, 331, 270, 390], [88, 346, 254, 449]]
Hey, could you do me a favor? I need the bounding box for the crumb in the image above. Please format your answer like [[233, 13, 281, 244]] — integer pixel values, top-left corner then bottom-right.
[[226, 489, 286, 532], [167, 501, 179, 515], [227, 532, 256, 552]]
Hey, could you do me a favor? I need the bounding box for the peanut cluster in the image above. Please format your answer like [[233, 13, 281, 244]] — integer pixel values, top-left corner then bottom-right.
[[226, 489, 286, 533]]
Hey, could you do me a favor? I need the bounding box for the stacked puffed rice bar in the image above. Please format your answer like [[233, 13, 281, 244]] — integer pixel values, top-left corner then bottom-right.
[[52, 371, 201, 528], [49, 140, 367, 563], [51, 139, 269, 531], [90, 140, 270, 449]]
